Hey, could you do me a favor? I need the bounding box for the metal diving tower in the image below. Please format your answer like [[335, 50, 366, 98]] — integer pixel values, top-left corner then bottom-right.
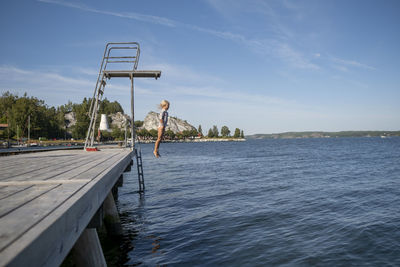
[[84, 42, 161, 193], [84, 42, 161, 151]]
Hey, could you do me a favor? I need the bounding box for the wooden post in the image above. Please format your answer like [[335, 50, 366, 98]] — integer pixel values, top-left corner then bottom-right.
[[117, 174, 124, 187], [87, 206, 103, 229], [103, 192, 123, 237], [112, 184, 119, 201], [71, 229, 106, 267], [124, 163, 131, 172]]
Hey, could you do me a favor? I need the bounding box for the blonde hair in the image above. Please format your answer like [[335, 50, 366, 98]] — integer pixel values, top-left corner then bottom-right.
[[159, 99, 170, 109]]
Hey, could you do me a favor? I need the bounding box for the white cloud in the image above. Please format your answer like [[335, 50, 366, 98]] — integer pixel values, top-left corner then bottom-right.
[[38, 0, 177, 27], [74, 67, 99, 76], [331, 57, 376, 71], [2, 63, 388, 134], [142, 62, 225, 86], [39, 0, 319, 71], [332, 64, 348, 72], [0, 65, 93, 104], [0, 65, 92, 88], [275, 43, 320, 70]]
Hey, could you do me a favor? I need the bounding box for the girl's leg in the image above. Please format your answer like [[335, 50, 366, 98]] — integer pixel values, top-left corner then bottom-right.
[[154, 127, 164, 157], [156, 127, 164, 151]]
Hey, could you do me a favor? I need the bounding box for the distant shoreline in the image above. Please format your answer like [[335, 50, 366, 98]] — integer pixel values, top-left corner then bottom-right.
[[247, 131, 400, 139], [140, 138, 246, 143]]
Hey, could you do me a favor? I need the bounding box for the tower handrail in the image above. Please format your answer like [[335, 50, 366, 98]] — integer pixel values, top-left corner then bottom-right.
[[88, 42, 140, 119]]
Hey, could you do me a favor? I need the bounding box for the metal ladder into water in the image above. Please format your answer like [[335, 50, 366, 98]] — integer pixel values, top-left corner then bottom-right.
[[135, 145, 145, 192]]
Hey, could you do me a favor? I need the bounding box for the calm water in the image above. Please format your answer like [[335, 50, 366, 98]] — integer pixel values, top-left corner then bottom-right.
[[117, 138, 400, 266]]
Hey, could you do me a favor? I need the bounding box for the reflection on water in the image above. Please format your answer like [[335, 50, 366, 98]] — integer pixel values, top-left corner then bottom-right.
[[116, 138, 400, 266]]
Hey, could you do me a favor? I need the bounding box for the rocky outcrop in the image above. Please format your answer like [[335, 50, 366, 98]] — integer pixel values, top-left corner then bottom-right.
[[110, 112, 130, 128], [142, 111, 196, 133], [65, 111, 196, 134], [65, 112, 76, 128]]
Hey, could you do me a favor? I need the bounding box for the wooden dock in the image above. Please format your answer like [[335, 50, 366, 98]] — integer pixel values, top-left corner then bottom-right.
[[0, 148, 134, 266]]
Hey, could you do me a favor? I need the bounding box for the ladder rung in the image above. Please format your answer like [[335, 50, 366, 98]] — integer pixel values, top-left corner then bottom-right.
[[109, 46, 138, 50], [106, 60, 136, 63], [105, 56, 136, 59]]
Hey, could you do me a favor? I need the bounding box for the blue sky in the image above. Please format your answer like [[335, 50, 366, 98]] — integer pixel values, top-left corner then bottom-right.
[[0, 0, 399, 134]]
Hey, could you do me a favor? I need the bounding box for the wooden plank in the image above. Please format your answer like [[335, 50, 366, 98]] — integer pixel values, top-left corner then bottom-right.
[[46, 152, 121, 181], [1, 152, 119, 182], [0, 154, 83, 179], [0, 183, 84, 254], [0, 180, 91, 186], [0, 153, 94, 181], [1, 150, 116, 179], [0, 186, 31, 201], [0, 156, 66, 175], [0, 146, 83, 156], [0, 149, 133, 267], [0, 184, 59, 218]]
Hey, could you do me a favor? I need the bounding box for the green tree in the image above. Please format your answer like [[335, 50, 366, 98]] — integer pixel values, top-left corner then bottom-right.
[[241, 130, 244, 138], [0, 92, 16, 139], [233, 128, 241, 138], [198, 125, 203, 136], [71, 98, 90, 139], [0, 92, 67, 140], [221, 126, 230, 137], [134, 120, 144, 128], [111, 127, 124, 140], [207, 128, 214, 138], [212, 125, 219, 138], [0, 91, 16, 124], [165, 129, 175, 139], [11, 94, 32, 138], [137, 128, 150, 138], [58, 101, 73, 114], [190, 129, 198, 138], [101, 130, 112, 141], [176, 132, 183, 139], [99, 98, 124, 114], [149, 129, 158, 139], [182, 130, 191, 139]]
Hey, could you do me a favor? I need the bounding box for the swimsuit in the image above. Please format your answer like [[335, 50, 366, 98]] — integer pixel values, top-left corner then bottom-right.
[[158, 109, 168, 128]]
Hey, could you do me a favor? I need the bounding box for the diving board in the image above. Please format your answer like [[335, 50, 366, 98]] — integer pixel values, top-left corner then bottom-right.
[[103, 70, 161, 79]]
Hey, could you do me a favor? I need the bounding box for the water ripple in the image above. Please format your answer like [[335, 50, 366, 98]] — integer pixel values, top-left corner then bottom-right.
[[117, 138, 400, 266]]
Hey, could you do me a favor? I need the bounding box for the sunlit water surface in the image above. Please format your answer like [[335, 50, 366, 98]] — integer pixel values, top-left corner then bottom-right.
[[116, 138, 400, 266]]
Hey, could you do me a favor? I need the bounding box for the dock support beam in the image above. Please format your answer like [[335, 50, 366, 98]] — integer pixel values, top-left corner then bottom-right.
[[71, 229, 106, 267], [103, 192, 123, 237]]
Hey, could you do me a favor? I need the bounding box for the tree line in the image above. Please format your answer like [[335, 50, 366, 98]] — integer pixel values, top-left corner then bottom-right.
[[203, 125, 244, 138], [0, 92, 245, 142], [0, 92, 124, 141]]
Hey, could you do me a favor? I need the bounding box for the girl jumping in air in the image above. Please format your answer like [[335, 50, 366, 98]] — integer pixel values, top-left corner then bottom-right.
[[154, 100, 170, 158]]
